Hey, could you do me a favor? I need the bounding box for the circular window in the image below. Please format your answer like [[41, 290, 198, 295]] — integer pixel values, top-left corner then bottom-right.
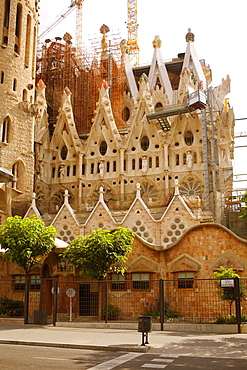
[[67, 231, 71, 236], [180, 181, 202, 197], [171, 224, 176, 230], [184, 131, 194, 146], [137, 232, 141, 236], [98, 223, 104, 228], [164, 238, 169, 243], [132, 227, 138, 232], [63, 237, 68, 241], [175, 218, 181, 223], [171, 237, 177, 242], [140, 226, 145, 232], [179, 224, 185, 230], [60, 231, 64, 236], [144, 232, 149, 238], [136, 221, 142, 226], [148, 238, 153, 243], [60, 146, 68, 160], [63, 225, 68, 230], [99, 141, 107, 156], [141, 136, 149, 151], [175, 230, 181, 236], [167, 231, 173, 236], [70, 237, 74, 241]]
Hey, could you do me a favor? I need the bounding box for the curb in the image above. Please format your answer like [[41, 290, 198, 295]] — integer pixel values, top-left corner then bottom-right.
[[0, 339, 149, 353]]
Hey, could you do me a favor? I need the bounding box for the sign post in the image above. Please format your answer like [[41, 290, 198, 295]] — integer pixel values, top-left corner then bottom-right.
[[66, 288, 76, 322]]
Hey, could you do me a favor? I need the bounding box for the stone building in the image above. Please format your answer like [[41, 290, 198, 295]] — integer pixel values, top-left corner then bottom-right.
[[1, 2, 246, 320], [0, 0, 39, 221]]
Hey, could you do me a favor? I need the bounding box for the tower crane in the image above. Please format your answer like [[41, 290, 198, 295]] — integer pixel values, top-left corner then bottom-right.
[[38, 0, 84, 54], [127, 0, 139, 66]]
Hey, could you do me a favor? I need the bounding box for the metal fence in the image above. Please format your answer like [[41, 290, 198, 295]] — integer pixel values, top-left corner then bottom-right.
[[1, 277, 247, 330]]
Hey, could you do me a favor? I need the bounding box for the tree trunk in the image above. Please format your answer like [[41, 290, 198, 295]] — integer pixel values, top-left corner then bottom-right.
[[24, 273, 30, 324]]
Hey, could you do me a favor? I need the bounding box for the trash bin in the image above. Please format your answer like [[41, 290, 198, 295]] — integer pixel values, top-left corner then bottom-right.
[[34, 310, 47, 325], [138, 315, 152, 333]]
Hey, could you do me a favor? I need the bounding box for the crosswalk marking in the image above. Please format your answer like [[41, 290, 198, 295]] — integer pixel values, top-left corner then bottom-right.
[[88, 352, 142, 369], [151, 358, 174, 363], [141, 364, 168, 369]]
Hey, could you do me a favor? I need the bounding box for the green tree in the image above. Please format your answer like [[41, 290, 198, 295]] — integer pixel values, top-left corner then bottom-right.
[[0, 216, 56, 323], [240, 191, 247, 218], [62, 227, 134, 279], [214, 266, 246, 315]]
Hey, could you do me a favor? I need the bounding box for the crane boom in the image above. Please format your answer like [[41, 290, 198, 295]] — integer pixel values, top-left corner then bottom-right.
[[127, 0, 139, 66]]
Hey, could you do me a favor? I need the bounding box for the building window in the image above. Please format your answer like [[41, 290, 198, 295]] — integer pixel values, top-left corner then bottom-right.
[[123, 159, 126, 171], [1, 71, 4, 84], [132, 273, 150, 290], [14, 275, 41, 290], [1, 117, 10, 143], [99, 140, 107, 156], [132, 159, 135, 170], [176, 154, 179, 166], [13, 78, 17, 91], [113, 161, 116, 172], [141, 136, 149, 151], [24, 14, 31, 66], [61, 145, 68, 160], [82, 164, 85, 175], [67, 166, 70, 176], [14, 3, 22, 54], [2, 0, 10, 45], [149, 157, 152, 168], [139, 158, 142, 169], [52, 167, 55, 178], [106, 161, 110, 172], [156, 156, 159, 167], [178, 272, 194, 289], [91, 163, 94, 174], [184, 131, 194, 146], [73, 165, 76, 176], [111, 274, 126, 290]]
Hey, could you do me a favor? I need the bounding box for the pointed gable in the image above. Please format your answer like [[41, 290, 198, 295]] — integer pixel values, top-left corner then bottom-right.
[[51, 190, 81, 242], [149, 35, 173, 105], [24, 193, 41, 219], [160, 180, 200, 249], [51, 87, 83, 154], [84, 186, 117, 233], [178, 28, 206, 96]]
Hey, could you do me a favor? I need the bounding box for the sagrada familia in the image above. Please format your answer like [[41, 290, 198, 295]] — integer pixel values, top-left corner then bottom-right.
[[1, 0, 247, 284]]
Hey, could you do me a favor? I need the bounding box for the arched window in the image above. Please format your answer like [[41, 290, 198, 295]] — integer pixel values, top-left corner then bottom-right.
[[14, 3, 22, 54], [141, 136, 149, 151], [132, 159, 135, 170], [25, 14, 31, 66], [149, 157, 152, 168], [1, 116, 10, 143], [3, 0, 10, 45], [155, 102, 163, 112], [184, 131, 194, 146], [176, 154, 179, 166], [60, 145, 68, 160], [99, 140, 107, 156], [156, 156, 159, 167]]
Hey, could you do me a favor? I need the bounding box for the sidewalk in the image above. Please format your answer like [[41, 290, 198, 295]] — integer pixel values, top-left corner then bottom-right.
[[0, 323, 247, 358]]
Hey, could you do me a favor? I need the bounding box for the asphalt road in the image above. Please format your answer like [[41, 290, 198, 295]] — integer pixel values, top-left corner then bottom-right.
[[1, 344, 247, 369]]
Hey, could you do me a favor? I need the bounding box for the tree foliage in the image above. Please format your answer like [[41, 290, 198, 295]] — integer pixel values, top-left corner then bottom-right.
[[240, 191, 247, 218], [62, 227, 134, 279], [0, 216, 56, 274], [214, 266, 246, 314]]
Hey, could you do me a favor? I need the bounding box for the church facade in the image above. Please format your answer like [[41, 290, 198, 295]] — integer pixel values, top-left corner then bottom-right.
[[1, 1, 247, 320]]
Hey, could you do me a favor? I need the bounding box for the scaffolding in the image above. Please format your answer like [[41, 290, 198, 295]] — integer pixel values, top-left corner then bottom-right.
[[36, 30, 127, 136]]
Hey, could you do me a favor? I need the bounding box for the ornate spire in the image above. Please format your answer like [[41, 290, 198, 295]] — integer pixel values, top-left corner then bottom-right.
[[186, 28, 194, 42]]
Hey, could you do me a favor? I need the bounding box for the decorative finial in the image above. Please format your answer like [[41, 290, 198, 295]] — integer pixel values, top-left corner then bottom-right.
[[186, 28, 194, 42], [152, 35, 162, 48], [100, 24, 110, 52]]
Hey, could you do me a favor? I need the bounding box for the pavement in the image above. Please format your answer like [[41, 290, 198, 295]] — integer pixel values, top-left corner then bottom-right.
[[0, 322, 247, 358]]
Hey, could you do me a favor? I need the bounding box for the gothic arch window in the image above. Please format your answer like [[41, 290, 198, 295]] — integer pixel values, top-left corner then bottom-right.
[[184, 131, 194, 146], [60, 145, 68, 160], [132, 158, 135, 170], [176, 154, 179, 166], [14, 3, 22, 54], [3, 0, 10, 45], [155, 102, 163, 112], [24, 14, 31, 67], [99, 140, 107, 156], [12, 161, 25, 191], [1, 116, 10, 143], [141, 136, 149, 151]]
